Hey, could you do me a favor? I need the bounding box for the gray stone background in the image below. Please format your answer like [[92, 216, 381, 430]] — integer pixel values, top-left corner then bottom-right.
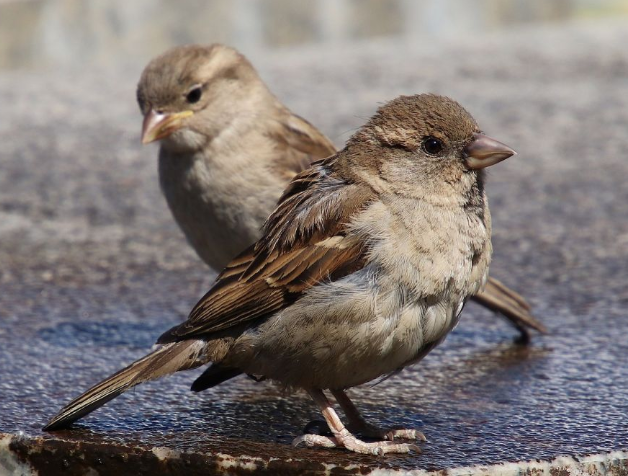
[[1, 1, 628, 475]]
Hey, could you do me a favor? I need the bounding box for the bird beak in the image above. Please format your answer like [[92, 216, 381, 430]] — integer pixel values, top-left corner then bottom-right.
[[463, 132, 516, 169], [141, 109, 194, 145]]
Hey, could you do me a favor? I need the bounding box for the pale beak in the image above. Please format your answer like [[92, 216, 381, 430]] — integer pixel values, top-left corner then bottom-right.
[[463, 132, 516, 169], [141, 109, 194, 145]]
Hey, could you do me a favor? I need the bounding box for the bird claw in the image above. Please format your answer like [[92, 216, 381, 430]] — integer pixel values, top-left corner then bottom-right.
[[383, 428, 427, 442], [293, 434, 338, 449], [293, 432, 421, 455], [348, 421, 427, 442], [304, 418, 427, 442]]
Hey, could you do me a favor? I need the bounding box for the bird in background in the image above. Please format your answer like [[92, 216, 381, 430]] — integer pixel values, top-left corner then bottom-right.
[[137, 44, 545, 340], [46, 93, 516, 455]]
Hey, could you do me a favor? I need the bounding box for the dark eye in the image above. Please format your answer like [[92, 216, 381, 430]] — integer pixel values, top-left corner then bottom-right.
[[186, 86, 202, 104], [422, 137, 443, 155]]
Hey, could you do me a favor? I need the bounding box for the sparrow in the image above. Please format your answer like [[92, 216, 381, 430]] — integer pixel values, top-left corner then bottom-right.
[[45, 94, 516, 455], [137, 44, 545, 339]]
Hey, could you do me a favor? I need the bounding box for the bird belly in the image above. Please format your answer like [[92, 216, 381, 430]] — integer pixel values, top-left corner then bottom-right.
[[226, 271, 464, 390]]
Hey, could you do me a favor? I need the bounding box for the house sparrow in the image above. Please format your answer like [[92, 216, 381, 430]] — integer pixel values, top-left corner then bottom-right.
[[45, 94, 516, 455], [137, 44, 545, 339]]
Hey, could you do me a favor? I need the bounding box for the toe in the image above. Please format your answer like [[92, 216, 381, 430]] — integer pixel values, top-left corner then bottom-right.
[[384, 428, 428, 442], [293, 434, 338, 448]]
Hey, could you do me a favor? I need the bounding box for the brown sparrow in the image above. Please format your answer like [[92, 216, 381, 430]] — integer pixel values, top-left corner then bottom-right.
[[136, 44, 544, 339], [46, 94, 517, 455]]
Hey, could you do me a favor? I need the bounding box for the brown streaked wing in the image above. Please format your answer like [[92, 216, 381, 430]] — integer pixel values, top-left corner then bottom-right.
[[157, 161, 374, 343]]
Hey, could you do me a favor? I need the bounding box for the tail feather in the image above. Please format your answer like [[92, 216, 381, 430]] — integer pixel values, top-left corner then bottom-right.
[[473, 277, 547, 334], [44, 340, 207, 431]]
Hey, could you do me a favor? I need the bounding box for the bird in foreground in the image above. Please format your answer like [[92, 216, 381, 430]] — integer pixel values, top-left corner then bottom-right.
[[45, 94, 516, 455], [136, 44, 545, 339]]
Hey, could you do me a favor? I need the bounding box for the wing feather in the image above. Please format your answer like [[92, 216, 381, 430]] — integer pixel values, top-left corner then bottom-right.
[[157, 158, 374, 343], [266, 112, 336, 180]]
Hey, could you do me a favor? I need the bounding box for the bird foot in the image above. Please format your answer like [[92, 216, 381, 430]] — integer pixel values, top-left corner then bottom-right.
[[348, 422, 427, 442], [293, 429, 421, 455], [303, 418, 427, 442]]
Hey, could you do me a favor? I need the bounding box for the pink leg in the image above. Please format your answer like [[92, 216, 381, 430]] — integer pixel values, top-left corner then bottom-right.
[[293, 389, 421, 455], [331, 389, 427, 442]]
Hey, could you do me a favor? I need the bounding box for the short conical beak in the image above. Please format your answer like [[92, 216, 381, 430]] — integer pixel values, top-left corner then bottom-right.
[[464, 132, 516, 169], [141, 109, 194, 145]]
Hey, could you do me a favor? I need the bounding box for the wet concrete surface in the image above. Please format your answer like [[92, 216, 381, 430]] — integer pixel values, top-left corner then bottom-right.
[[1, 19, 628, 475]]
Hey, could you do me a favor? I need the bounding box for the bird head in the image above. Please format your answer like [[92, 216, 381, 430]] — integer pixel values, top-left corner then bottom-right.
[[343, 94, 516, 200], [136, 44, 265, 153]]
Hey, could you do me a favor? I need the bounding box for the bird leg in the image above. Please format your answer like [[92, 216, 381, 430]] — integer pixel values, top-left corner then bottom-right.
[[331, 389, 426, 442], [293, 389, 421, 455]]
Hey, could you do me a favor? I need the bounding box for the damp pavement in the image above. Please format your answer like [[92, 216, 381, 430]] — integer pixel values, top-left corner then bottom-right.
[[1, 19, 627, 476]]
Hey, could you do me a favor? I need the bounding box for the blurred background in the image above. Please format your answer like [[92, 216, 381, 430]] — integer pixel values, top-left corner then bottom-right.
[[1, 0, 628, 72]]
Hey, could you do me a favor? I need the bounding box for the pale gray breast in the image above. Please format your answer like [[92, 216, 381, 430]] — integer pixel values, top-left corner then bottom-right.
[[158, 148, 280, 270]]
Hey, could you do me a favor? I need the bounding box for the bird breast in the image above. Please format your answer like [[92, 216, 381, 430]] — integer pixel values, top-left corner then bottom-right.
[[158, 144, 285, 270]]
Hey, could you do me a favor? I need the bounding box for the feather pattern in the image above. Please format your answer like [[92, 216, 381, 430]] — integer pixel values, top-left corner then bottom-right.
[[43, 340, 209, 431], [158, 156, 374, 343]]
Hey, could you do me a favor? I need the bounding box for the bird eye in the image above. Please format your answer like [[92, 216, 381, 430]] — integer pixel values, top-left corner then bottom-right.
[[186, 86, 202, 104], [422, 137, 443, 155]]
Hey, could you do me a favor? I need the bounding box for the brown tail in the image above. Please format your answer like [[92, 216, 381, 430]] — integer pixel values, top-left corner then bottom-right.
[[44, 340, 207, 431], [472, 277, 547, 334]]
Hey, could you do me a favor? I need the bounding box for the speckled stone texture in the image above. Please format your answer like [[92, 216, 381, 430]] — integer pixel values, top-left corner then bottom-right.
[[1, 19, 627, 475]]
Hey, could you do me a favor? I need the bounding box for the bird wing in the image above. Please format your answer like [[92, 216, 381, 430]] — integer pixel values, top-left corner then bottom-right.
[[158, 157, 374, 343], [281, 113, 336, 158], [267, 112, 337, 180]]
